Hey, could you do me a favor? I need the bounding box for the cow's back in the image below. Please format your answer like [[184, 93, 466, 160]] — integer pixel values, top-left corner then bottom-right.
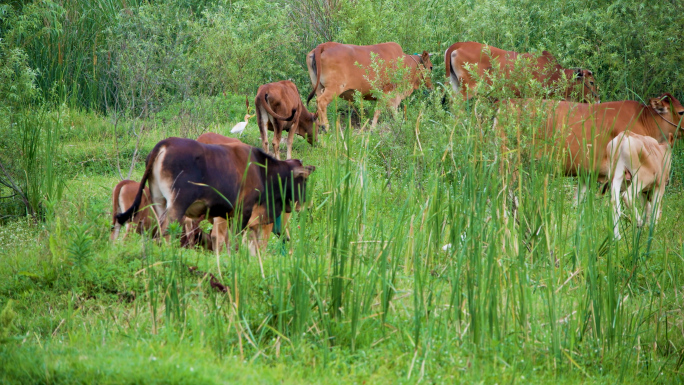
[[315, 42, 405, 97], [197, 132, 242, 145], [155, 138, 261, 218], [548, 100, 653, 174], [496, 99, 650, 175]]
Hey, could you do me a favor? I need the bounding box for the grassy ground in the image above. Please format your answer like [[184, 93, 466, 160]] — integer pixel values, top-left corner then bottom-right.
[[1, 92, 684, 384]]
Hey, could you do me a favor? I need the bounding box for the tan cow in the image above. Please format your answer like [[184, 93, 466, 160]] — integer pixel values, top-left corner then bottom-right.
[[604, 132, 674, 239], [255, 80, 318, 160], [495, 93, 684, 202], [445, 42, 598, 102], [307, 42, 433, 130]]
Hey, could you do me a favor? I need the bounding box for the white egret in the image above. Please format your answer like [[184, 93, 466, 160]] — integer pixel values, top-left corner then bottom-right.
[[230, 96, 255, 134]]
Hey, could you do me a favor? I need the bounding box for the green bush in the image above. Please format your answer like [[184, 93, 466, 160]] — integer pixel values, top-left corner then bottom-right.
[[195, 0, 299, 95]]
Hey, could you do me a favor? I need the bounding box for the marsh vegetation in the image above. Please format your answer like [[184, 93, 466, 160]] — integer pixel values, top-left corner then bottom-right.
[[1, 0, 684, 383]]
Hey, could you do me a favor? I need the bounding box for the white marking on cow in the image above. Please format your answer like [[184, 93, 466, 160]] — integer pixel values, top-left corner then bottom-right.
[[449, 50, 461, 93], [151, 147, 171, 222]]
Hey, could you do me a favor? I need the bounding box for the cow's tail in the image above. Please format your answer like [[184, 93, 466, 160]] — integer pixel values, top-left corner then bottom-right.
[[111, 181, 128, 226], [444, 44, 458, 80], [260, 93, 296, 121], [115, 143, 162, 225], [306, 46, 323, 105]]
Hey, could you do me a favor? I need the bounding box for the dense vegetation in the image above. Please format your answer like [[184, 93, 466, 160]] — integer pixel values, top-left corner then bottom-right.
[[1, 0, 684, 383]]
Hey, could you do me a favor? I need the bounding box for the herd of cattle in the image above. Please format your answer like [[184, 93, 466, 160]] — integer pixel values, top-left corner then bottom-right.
[[110, 40, 684, 251]]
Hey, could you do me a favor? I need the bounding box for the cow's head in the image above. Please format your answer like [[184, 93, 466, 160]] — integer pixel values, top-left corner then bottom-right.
[[573, 68, 599, 103], [650, 93, 684, 127], [420, 51, 434, 89], [299, 109, 320, 144], [282, 159, 316, 212]]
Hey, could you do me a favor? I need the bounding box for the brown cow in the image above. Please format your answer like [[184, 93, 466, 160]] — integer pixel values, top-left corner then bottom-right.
[[445, 42, 598, 102], [111, 179, 211, 248], [115, 137, 314, 257], [255, 81, 318, 160], [604, 132, 674, 239], [495, 93, 684, 202], [307, 42, 433, 130], [196, 132, 290, 255], [110, 180, 154, 241]]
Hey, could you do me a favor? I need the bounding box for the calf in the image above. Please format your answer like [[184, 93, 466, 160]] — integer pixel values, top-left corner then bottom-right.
[[111, 180, 211, 248], [110, 180, 154, 241], [255, 80, 318, 160], [605, 132, 674, 239]]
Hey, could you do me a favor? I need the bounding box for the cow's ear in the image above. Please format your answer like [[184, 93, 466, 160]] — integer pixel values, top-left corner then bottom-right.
[[586, 70, 593, 76], [650, 97, 670, 114], [293, 165, 315, 179], [574, 68, 583, 77]]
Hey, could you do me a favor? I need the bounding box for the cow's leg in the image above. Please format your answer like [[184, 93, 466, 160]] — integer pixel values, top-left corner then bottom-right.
[[161, 205, 187, 242], [258, 223, 274, 250], [316, 89, 335, 132], [371, 108, 382, 128], [271, 122, 283, 160], [286, 120, 298, 160], [281, 212, 291, 235], [644, 183, 665, 228], [611, 173, 625, 239], [573, 179, 588, 206], [622, 180, 643, 228], [654, 174, 669, 226], [245, 223, 274, 258], [181, 217, 199, 248], [111, 222, 122, 241], [634, 193, 646, 228], [148, 181, 167, 235], [644, 197, 655, 226], [389, 95, 404, 113], [257, 109, 270, 154], [125, 222, 136, 240], [211, 217, 228, 256]]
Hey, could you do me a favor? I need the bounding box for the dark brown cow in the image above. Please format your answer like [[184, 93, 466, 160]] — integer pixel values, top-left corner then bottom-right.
[[196, 132, 290, 254], [495, 93, 684, 201], [445, 42, 598, 102], [307, 42, 433, 130], [115, 137, 314, 255], [255, 80, 318, 160]]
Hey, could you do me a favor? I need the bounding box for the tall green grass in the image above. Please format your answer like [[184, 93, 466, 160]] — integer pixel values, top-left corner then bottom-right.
[[1, 96, 683, 382]]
